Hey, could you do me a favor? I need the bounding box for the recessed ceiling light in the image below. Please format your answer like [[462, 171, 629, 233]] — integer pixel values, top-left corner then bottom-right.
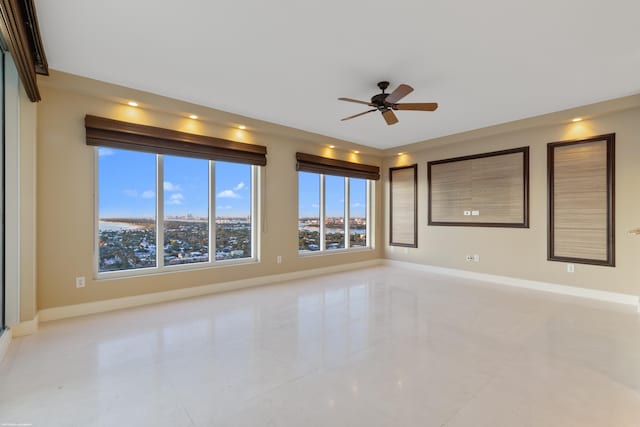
[[353, 150, 360, 154], [189, 114, 198, 120], [127, 101, 139, 107], [238, 125, 247, 130], [397, 152, 404, 156], [572, 117, 583, 122], [328, 145, 336, 149]]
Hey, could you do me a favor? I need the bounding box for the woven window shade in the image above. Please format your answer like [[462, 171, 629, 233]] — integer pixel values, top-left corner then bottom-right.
[[85, 115, 267, 166], [296, 152, 379, 180]]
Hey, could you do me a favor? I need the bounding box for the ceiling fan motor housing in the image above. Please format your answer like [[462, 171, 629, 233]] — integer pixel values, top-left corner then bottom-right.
[[371, 93, 390, 109]]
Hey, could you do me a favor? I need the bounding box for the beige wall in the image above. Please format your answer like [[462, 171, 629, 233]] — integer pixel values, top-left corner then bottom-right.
[[20, 86, 38, 321], [383, 106, 640, 296], [36, 71, 383, 310], [33, 70, 640, 313]]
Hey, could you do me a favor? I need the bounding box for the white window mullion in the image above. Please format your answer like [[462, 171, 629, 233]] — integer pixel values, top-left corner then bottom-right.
[[320, 174, 326, 251], [156, 155, 165, 269], [251, 165, 258, 260], [210, 161, 216, 264], [344, 177, 350, 249]]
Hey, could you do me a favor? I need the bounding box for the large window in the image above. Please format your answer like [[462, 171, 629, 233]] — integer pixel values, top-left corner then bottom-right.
[[298, 173, 371, 253], [98, 148, 256, 275]]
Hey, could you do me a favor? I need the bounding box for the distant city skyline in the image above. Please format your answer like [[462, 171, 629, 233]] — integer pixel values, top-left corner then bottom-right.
[[99, 148, 252, 218]]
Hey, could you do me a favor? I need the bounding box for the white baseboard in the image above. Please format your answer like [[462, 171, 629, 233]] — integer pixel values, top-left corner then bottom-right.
[[384, 260, 640, 309], [39, 259, 384, 323], [10, 315, 40, 337], [0, 328, 12, 364]]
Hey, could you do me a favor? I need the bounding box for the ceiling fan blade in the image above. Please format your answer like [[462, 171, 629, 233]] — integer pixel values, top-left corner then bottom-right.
[[341, 109, 377, 121], [385, 84, 413, 104], [338, 97, 375, 107], [394, 102, 439, 111], [382, 109, 399, 125]]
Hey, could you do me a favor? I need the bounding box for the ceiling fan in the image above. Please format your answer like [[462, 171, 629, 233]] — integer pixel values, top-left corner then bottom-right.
[[338, 81, 438, 125]]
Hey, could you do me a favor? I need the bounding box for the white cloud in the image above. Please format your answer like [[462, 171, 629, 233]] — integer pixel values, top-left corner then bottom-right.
[[164, 181, 182, 192], [233, 182, 246, 191], [141, 190, 155, 199], [123, 189, 138, 197], [311, 204, 319, 209], [352, 202, 363, 207], [167, 193, 184, 205], [218, 205, 233, 210], [217, 189, 241, 199], [98, 148, 115, 157]]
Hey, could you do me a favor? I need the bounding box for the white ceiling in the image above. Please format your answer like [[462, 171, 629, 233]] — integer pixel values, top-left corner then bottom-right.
[[35, 0, 640, 149]]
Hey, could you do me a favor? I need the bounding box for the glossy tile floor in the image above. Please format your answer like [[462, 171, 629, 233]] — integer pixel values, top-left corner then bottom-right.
[[2, 266, 640, 426]]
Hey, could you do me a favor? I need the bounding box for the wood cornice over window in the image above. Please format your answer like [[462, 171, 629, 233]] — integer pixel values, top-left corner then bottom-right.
[[85, 115, 267, 166], [296, 152, 380, 180], [0, 0, 48, 102]]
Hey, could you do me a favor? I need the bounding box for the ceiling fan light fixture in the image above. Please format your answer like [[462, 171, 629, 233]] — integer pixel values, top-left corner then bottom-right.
[[338, 81, 437, 125]]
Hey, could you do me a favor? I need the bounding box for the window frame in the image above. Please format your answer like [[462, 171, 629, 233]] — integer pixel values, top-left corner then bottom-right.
[[298, 172, 373, 255], [94, 149, 259, 279]]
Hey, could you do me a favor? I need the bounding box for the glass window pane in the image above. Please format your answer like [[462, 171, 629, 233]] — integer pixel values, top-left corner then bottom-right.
[[350, 178, 367, 247], [325, 175, 345, 250], [215, 162, 252, 260], [163, 156, 209, 266], [298, 172, 320, 252], [98, 148, 156, 272]]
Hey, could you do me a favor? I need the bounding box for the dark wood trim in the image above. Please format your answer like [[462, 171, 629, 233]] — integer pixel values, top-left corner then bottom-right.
[[0, 0, 48, 101], [389, 164, 418, 247], [85, 115, 267, 166], [296, 152, 380, 181], [547, 133, 615, 267], [427, 146, 530, 228]]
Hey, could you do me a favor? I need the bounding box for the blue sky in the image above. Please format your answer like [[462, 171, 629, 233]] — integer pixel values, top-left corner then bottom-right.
[[98, 148, 252, 218], [298, 172, 367, 218]]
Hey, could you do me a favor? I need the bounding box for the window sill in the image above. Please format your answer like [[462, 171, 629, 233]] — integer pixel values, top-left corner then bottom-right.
[[95, 257, 259, 281], [297, 247, 373, 258]]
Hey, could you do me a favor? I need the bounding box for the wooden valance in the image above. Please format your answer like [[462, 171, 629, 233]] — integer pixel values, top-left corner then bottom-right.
[[0, 0, 49, 102], [296, 152, 380, 180], [85, 115, 267, 166]]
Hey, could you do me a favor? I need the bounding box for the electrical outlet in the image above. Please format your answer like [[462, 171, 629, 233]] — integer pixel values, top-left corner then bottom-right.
[[75, 276, 86, 288], [463, 210, 471, 216], [473, 254, 480, 262], [567, 263, 575, 273], [276, 255, 282, 264], [465, 255, 473, 261], [471, 210, 480, 216]]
